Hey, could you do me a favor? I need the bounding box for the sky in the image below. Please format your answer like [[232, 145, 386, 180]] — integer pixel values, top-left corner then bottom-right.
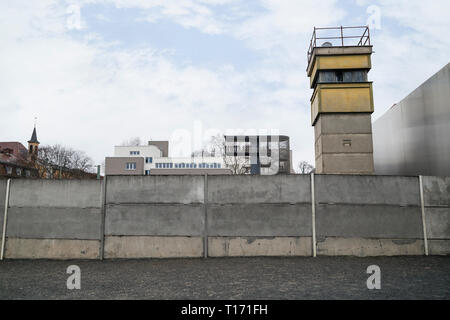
[[1, 0, 449, 170]]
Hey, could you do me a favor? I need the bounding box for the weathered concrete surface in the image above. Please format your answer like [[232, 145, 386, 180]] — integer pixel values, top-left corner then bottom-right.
[[315, 113, 372, 137], [106, 176, 204, 204], [422, 176, 450, 207], [6, 207, 101, 240], [316, 204, 423, 238], [208, 175, 310, 204], [316, 175, 420, 205], [317, 237, 424, 256], [105, 204, 204, 236], [5, 238, 99, 259], [208, 237, 312, 257], [9, 179, 102, 208], [316, 153, 374, 174], [315, 134, 373, 155], [104, 236, 203, 258], [207, 204, 312, 236], [425, 208, 450, 239], [428, 240, 450, 255]]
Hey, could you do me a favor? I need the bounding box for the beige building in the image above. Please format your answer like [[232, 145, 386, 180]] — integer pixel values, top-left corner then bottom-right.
[[105, 140, 232, 175]]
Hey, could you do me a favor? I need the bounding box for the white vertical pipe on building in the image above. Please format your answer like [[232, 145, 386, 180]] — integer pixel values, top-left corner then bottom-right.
[[311, 173, 317, 258], [419, 175, 429, 256]]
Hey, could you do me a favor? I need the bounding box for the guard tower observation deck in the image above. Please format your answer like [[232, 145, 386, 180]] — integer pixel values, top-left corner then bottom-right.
[[306, 26, 374, 175]]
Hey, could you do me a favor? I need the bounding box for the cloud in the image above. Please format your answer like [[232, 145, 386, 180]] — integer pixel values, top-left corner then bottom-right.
[[2, 0, 448, 171]]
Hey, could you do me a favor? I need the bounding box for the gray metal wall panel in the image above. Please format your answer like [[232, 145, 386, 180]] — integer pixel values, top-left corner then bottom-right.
[[9, 179, 102, 208], [106, 176, 204, 204], [315, 175, 420, 206], [374, 63, 450, 176], [207, 204, 312, 237], [105, 204, 204, 236], [316, 204, 423, 238], [208, 175, 311, 204], [6, 207, 102, 240]]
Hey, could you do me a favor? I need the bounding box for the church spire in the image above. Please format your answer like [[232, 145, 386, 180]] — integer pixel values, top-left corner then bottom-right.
[[28, 120, 40, 162], [28, 126, 39, 144]]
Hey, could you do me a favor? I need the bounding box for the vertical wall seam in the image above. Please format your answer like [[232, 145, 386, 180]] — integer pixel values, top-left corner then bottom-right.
[[203, 174, 208, 258], [99, 175, 107, 260], [419, 175, 429, 256], [1, 179, 12, 260], [311, 173, 317, 257]]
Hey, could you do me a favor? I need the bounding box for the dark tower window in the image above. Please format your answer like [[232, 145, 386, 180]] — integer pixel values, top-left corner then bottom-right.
[[317, 70, 368, 84]]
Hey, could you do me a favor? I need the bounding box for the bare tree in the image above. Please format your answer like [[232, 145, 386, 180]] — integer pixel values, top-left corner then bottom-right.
[[38, 144, 95, 178], [120, 137, 141, 146], [297, 161, 314, 174], [195, 134, 250, 175]]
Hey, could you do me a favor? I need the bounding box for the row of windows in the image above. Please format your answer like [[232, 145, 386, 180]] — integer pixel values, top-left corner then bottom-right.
[[155, 163, 222, 169], [125, 162, 222, 171], [4, 166, 31, 177], [145, 157, 153, 163], [130, 151, 140, 155], [318, 70, 368, 83], [125, 162, 136, 170]]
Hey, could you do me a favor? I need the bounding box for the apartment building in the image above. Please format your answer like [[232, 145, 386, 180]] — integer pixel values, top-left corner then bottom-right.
[[105, 140, 231, 175]]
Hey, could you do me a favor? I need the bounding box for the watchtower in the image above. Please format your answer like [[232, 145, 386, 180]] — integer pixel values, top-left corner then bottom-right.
[[307, 26, 374, 174]]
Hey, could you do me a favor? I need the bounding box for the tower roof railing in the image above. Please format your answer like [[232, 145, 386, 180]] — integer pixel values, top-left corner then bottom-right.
[[307, 26, 371, 64]]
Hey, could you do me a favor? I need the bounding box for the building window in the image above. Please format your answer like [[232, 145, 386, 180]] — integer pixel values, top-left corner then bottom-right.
[[218, 164, 221, 168], [6, 166, 12, 175], [126, 162, 136, 170], [16, 168, 22, 176], [145, 170, 150, 175], [145, 157, 152, 163], [25, 170, 31, 177], [130, 151, 140, 155]]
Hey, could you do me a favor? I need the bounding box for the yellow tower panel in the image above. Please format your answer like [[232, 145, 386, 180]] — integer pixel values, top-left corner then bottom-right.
[[311, 83, 374, 125]]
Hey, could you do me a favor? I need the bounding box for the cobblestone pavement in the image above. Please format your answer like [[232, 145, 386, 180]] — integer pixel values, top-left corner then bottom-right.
[[0, 256, 449, 299]]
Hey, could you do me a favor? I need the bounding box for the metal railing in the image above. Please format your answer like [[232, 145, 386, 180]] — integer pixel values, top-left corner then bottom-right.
[[307, 26, 371, 64]]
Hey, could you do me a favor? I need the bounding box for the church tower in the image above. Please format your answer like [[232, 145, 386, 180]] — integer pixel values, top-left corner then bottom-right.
[[28, 125, 40, 162]]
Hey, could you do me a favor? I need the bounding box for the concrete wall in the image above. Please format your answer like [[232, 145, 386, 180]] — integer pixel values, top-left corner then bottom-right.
[[104, 176, 205, 258], [3, 179, 102, 259], [207, 175, 312, 256], [422, 176, 450, 255], [373, 63, 450, 176], [1, 174, 449, 259], [315, 175, 424, 256]]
